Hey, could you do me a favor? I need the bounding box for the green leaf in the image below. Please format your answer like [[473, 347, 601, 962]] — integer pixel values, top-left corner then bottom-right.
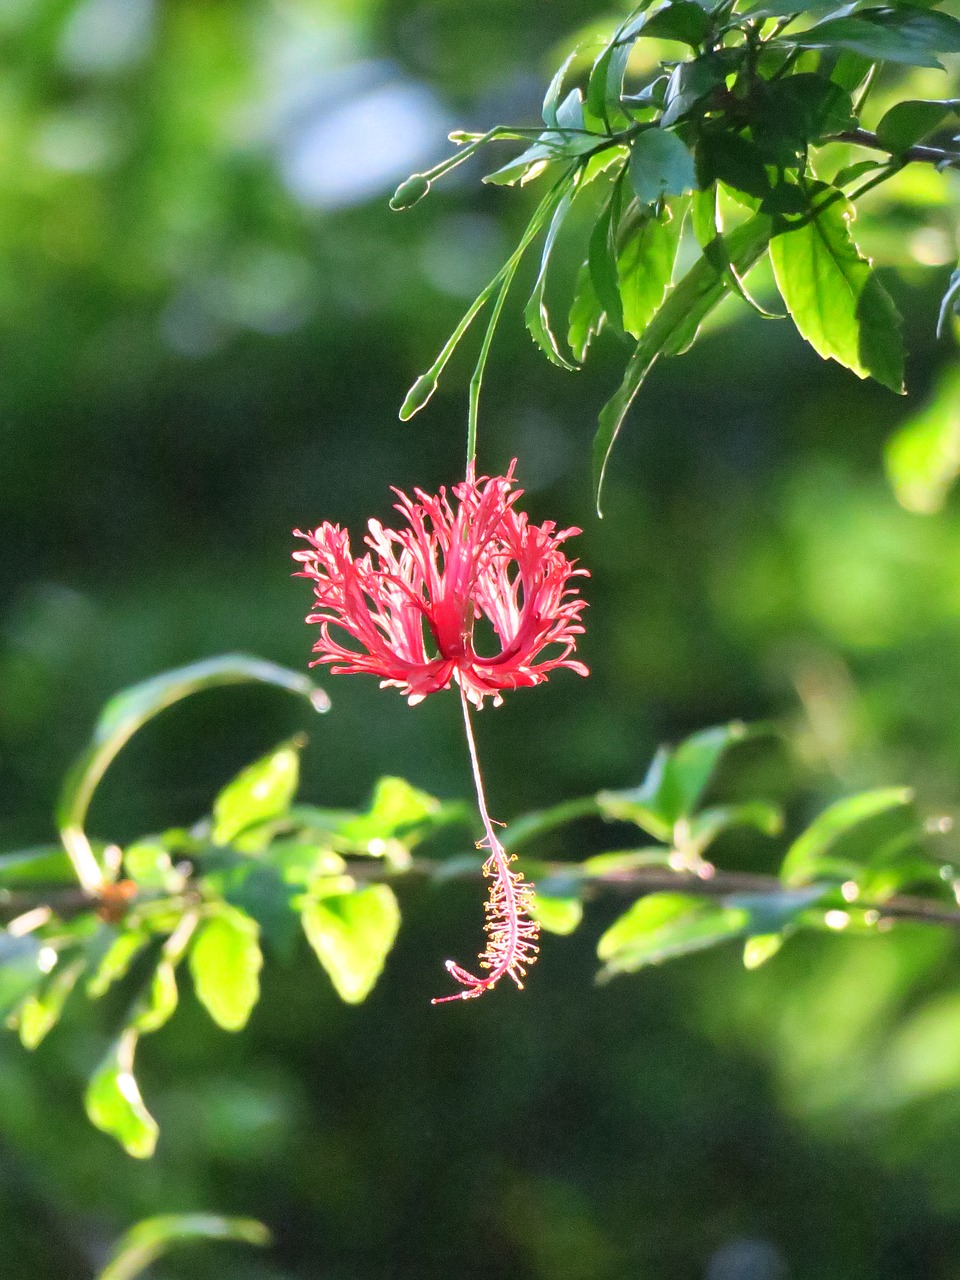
[[618, 201, 686, 338], [784, 14, 948, 67], [132, 959, 179, 1036], [340, 776, 447, 847], [212, 741, 301, 846], [885, 366, 960, 514], [641, 1, 712, 46], [17, 957, 85, 1050], [98, 1215, 269, 1280], [501, 796, 602, 852], [568, 259, 606, 362], [600, 722, 760, 831], [743, 933, 785, 969], [589, 186, 626, 332], [628, 129, 697, 205], [769, 186, 905, 392], [780, 787, 914, 886], [85, 1030, 158, 1159], [87, 928, 150, 999], [695, 131, 771, 199], [660, 55, 731, 128], [525, 188, 578, 369], [189, 906, 263, 1031], [876, 98, 958, 153], [593, 212, 773, 512], [58, 655, 327, 891], [529, 894, 584, 935], [597, 893, 749, 978], [302, 885, 400, 1003], [691, 186, 783, 318], [739, 0, 840, 18], [0, 934, 47, 1016], [686, 802, 784, 852], [123, 841, 181, 892], [0, 845, 76, 885]]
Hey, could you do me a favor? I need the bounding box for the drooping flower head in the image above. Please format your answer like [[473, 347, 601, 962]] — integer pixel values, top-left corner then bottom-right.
[[293, 462, 588, 1002], [292, 461, 588, 709]]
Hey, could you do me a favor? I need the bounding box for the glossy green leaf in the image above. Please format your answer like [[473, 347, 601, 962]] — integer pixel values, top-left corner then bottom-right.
[[87, 928, 150, 999], [132, 959, 179, 1036], [743, 933, 785, 969], [593, 213, 772, 512], [212, 741, 301, 846], [597, 893, 749, 978], [189, 906, 263, 1031], [529, 894, 584, 935], [568, 259, 606, 362], [302, 885, 400, 1004], [589, 186, 625, 332], [641, 1, 712, 46], [601, 722, 759, 832], [85, 1030, 158, 1159], [686, 802, 784, 852], [17, 957, 85, 1050], [937, 266, 960, 339], [340, 775, 449, 847], [784, 14, 948, 67], [780, 787, 914, 886], [885, 367, 960, 514], [770, 187, 905, 393], [876, 98, 958, 153], [739, 0, 840, 18], [98, 1215, 270, 1280], [525, 188, 578, 368], [618, 200, 686, 338], [628, 129, 697, 205], [660, 55, 730, 128], [0, 845, 76, 885]]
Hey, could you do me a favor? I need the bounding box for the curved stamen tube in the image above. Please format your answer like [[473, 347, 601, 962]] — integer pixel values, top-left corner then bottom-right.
[[432, 686, 540, 1003]]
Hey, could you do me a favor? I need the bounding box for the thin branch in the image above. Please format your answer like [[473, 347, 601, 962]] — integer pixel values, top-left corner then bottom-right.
[[831, 128, 960, 170]]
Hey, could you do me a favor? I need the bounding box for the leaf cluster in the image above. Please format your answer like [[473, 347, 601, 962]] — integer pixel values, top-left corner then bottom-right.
[[392, 0, 960, 508]]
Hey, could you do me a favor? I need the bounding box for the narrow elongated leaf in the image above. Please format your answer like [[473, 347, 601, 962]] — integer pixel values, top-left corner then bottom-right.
[[99, 1215, 269, 1280], [212, 741, 300, 846], [568, 260, 606, 362], [87, 928, 150, 999], [132, 959, 179, 1036], [302, 885, 400, 1004], [525, 188, 578, 368], [189, 906, 263, 1031], [770, 187, 905, 392], [597, 893, 749, 978], [85, 1030, 158, 1159], [780, 787, 914, 885], [593, 213, 773, 512], [784, 15, 946, 67], [589, 187, 625, 331], [618, 202, 685, 338], [937, 266, 960, 339]]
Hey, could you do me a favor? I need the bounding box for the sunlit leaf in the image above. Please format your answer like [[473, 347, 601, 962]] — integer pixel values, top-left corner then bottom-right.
[[875, 98, 959, 153], [16, 955, 83, 1048], [618, 200, 686, 339], [85, 1030, 158, 1159], [189, 906, 262, 1031], [525, 187, 578, 369], [87, 928, 150, 999], [628, 129, 696, 205], [529, 894, 583, 935], [743, 933, 785, 969], [770, 186, 905, 393], [98, 1214, 270, 1280], [302, 885, 400, 1004], [780, 788, 915, 886], [212, 741, 301, 846], [597, 893, 749, 978]]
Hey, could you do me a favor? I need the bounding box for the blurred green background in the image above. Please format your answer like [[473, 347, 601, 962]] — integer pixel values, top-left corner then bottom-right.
[[3, 0, 960, 1276]]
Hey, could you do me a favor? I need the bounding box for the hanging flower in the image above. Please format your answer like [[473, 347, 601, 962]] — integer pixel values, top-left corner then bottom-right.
[[293, 462, 588, 1003], [292, 462, 588, 709]]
